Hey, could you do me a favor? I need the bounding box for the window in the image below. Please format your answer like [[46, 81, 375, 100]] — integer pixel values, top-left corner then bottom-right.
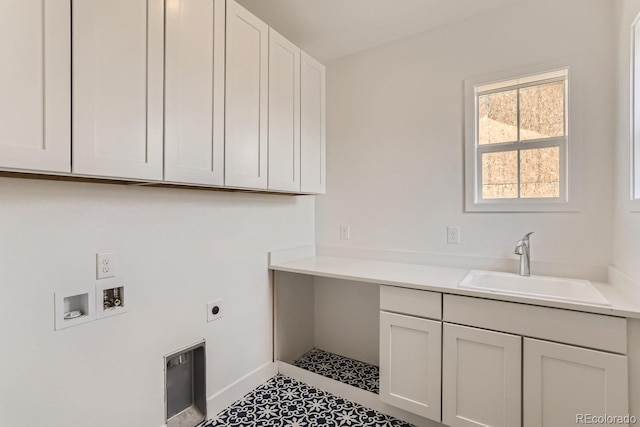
[[465, 65, 579, 212]]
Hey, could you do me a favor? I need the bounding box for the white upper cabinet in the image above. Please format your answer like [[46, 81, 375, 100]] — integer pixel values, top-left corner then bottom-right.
[[164, 0, 225, 186], [0, 0, 70, 173], [225, 0, 269, 189], [72, 0, 164, 181], [268, 28, 301, 192], [1, 0, 325, 193], [300, 51, 326, 194]]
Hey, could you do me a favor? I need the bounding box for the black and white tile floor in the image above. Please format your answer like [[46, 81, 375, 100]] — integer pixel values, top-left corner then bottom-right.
[[201, 375, 414, 427], [293, 349, 380, 394]]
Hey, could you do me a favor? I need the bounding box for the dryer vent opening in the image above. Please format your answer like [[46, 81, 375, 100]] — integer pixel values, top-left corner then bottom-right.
[[164, 341, 206, 427]]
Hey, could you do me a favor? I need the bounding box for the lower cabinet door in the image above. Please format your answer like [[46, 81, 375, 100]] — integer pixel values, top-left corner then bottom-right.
[[379, 311, 441, 422], [523, 338, 629, 427], [442, 323, 522, 427]]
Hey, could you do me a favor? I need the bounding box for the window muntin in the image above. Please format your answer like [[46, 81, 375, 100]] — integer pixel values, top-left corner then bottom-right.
[[474, 69, 568, 202]]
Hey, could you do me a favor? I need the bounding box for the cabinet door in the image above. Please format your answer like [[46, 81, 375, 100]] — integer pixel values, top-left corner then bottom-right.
[[300, 51, 326, 194], [379, 311, 441, 421], [442, 323, 521, 427], [225, 0, 268, 189], [0, 0, 70, 173], [524, 338, 629, 427], [268, 28, 300, 192], [72, 0, 164, 180], [164, 0, 225, 186]]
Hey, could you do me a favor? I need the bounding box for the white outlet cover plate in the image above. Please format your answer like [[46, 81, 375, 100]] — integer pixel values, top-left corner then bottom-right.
[[339, 225, 350, 240], [207, 300, 223, 322], [96, 253, 116, 279], [447, 226, 460, 244]]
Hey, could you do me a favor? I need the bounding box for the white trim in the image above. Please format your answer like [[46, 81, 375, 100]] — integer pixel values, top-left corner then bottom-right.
[[476, 68, 568, 93], [206, 361, 278, 417], [465, 59, 583, 212], [630, 13, 640, 211], [268, 245, 316, 266]]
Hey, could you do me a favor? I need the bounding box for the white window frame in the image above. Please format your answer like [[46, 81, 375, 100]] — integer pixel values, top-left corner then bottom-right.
[[464, 61, 582, 213]]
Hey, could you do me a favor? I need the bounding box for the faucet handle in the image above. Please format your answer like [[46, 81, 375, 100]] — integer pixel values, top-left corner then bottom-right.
[[515, 232, 533, 254]]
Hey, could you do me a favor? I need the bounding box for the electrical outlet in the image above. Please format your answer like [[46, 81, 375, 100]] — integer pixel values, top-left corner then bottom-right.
[[447, 226, 460, 244], [207, 300, 223, 322], [96, 253, 116, 279], [339, 225, 351, 240]]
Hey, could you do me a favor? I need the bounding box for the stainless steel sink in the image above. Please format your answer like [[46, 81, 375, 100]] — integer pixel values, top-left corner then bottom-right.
[[459, 270, 611, 306]]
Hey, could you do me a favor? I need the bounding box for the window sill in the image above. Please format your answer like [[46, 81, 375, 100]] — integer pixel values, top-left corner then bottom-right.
[[465, 199, 581, 213]]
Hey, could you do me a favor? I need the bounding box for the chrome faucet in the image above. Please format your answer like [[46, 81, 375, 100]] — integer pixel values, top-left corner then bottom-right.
[[514, 232, 534, 276]]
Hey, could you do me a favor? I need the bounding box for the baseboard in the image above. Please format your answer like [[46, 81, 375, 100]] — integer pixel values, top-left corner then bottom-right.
[[277, 361, 442, 427], [206, 361, 278, 417]]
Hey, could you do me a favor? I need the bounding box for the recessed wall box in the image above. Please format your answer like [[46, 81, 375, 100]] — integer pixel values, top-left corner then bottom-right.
[[96, 278, 128, 319], [164, 341, 206, 427], [54, 287, 96, 330]]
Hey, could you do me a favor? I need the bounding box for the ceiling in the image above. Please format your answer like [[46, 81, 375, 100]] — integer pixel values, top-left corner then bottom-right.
[[236, 0, 525, 63]]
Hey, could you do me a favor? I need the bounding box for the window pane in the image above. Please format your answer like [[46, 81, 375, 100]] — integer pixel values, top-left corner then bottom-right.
[[478, 89, 517, 145], [520, 146, 560, 198], [519, 81, 565, 140], [482, 151, 518, 199]]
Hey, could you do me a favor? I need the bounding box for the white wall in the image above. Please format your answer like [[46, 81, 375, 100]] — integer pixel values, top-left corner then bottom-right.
[[317, 0, 615, 269], [0, 177, 314, 427], [314, 278, 380, 365], [315, 0, 638, 419], [275, 271, 315, 364]]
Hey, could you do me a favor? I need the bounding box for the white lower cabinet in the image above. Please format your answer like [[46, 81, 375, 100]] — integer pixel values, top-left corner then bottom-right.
[[442, 323, 521, 427], [379, 311, 442, 422], [380, 290, 629, 427], [523, 338, 629, 427]]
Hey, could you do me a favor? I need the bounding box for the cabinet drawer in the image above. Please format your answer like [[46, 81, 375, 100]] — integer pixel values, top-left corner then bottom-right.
[[380, 285, 442, 320], [443, 294, 627, 354]]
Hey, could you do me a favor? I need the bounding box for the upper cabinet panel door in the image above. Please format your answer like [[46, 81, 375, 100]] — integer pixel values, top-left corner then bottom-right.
[[72, 0, 164, 181], [0, 0, 70, 173], [268, 28, 300, 192], [164, 0, 225, 186], [225, 0, 269, 189], [300, 51, 326, 194], [524, 338, 629, 427]]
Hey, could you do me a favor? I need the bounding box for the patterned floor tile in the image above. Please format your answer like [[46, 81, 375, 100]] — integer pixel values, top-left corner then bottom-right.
[[293, 349, 379, 394], [201, 374, 413, 427]]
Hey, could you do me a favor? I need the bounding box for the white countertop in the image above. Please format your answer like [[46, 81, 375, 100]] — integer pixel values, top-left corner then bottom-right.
[[270, 254, 640, 319]]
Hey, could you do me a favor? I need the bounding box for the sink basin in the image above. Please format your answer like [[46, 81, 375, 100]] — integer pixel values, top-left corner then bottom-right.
[[459, 270, 611, 306]]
